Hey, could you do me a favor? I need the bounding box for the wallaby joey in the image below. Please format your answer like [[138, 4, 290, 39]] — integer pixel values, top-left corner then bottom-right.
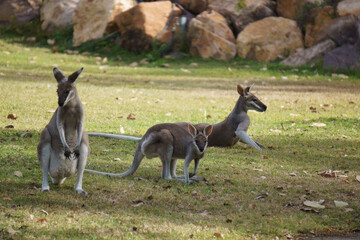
[[37, 67, 90, 194], [179, 84, 267, 150], [85, 123, 213, 184]]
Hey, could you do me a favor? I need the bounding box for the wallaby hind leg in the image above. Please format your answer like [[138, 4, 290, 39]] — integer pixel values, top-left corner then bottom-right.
[[170, 159, 178, 178], [74, 138, 89, 195], [38, 129, 52, 192], [159, 145, 173, 180]]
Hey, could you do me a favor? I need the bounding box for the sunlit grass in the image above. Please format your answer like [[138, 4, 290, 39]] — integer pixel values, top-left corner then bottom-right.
[[0, 37, 359, 239]]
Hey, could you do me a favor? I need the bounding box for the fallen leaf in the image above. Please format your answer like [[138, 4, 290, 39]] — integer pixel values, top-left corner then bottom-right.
[[180, 68, 191, 73], [2, 196, 12, 201], [131, 200, 144, 207], [300, 207, 320, 213], [214, 232, 222, 238], [7, 226, 21, 235], [262, 155, 268, 159], [26, 36, 36, 42], [37, 218, 47, 223], [21, 130, 32, 138], [318, 170, 340, 178], [345, 208, 354, 212], [255, 193, 268, 200], [334, 200, 348, 208], [47, 39, 55, 45], [289, 172, 297, 177], [114, 158, 121, 161], [356, 175, 360, 183], [47, 109, 55, 113], [311, 123, 326, 127], [189, 234, 194, 238], [14, 171, 23, 177], [226, 219, 232, 223], [285, 233, 293, 239], [5, 125, 14, 128], [309, 106, 317, 111], [189, 62, 198, 67], [127, 113, 136, 120], [132, 226, 138, 231], [224, 179, 233, 185], [303, 200, 325, 209], [129, 62, 138, 67], [161, 63, 170, 68], [199, 210, 210, 216], [7, 114, 17, 120], [206, 114, 211, 119]]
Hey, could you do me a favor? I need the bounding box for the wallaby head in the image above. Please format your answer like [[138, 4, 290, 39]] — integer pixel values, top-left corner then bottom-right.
[[237, 84, 267, 112], [188, 123, 213, 153], [53, 67, 83, 107]]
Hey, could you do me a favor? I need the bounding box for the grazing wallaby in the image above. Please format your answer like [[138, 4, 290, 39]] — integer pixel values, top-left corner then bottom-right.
[[37, 67, 90, 194], [85, 123, 213, 184], [178, 84, 267, 150]]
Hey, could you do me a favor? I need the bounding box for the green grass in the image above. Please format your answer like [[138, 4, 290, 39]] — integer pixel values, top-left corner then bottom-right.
[[0, 34, 360, 240]]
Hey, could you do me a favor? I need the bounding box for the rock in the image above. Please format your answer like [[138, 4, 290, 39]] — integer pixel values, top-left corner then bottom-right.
[[334, 200, 349, 208], [277, 0, 323, 20], [237, 17, 304, 62], [115, 1, 182, 52], [281, 39, 336, 66], [0, 0, 41, 26], [337, 0, 360, 17], [313, 15, 359, 46], [219, 1, 275, 37], [177, 0, 207, 15], [304, 6, 335, 47], [40, 0, 80, 32], [187, 10, 236, 60], [323, 21, 360, 70], [106, 0, 137, 33], [72, 0, 136, 47]]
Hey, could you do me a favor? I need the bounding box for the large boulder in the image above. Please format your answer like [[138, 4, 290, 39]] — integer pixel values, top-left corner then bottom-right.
[[0, 0, 41, 26], [304, 6, 335, 47], [208, 0, 270, 15], [40, 0, 80, 32], [323, 21, 360, 70], [219, 1, 275, 37], [187, 10, 236, 60], [276, 0, 323, 20], [237, 17, 304, 62], [312, 15, 359, 46], [72, 0, 136, 47], [177, 0, 207, 15], [337, 0, 360, 17], [106, 0, 137, 33], [115, 1, 182, 53], [281, 39, 336, 66]]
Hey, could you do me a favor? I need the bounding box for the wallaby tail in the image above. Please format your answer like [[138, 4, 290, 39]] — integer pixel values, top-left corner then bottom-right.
[[85, 144, 145, 177]]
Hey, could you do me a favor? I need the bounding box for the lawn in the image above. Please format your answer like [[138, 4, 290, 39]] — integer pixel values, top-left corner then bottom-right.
[[0, 35, 359, 239]]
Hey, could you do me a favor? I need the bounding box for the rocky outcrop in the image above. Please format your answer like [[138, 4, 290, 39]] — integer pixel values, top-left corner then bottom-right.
[[187, 10, 236, 60], [106, 0, 136, 33], [304, 6, 334, 47], [177, 0, 207, 15], [115, 1, 182, 52], [281, 39, 336, 66], [0, 0, 41, 26], [40, 0, 80, 32], [312, 15, 359, 46], [219, 1, 275, 37], [337, 0, 360, 17], [237, 17, 304, 62], [323, 21, 360, 70], [72, 0, 136, 47]]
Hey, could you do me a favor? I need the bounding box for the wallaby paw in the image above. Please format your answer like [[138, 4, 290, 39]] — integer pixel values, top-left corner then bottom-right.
[[191, 176, 207, 182], [73, 147, 80, 158], [41, 187, 50, 192], [76, 189, 87, 195], [64, 148, 72, 158]]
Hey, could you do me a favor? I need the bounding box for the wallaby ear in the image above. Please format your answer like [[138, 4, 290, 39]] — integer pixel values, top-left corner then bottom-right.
[[237, 85, 245, 97], [244, 83, 254, 96], [68, 67, 84, 83], [53, 68, 66, 82], [203, 125, 213, 137], [188, 123, 197, 138]]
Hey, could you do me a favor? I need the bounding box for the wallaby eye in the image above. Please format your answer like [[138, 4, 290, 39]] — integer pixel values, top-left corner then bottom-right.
[[253, 99, 258, 102], [65, 90, 70, 94], [195, 140, 200, 146]]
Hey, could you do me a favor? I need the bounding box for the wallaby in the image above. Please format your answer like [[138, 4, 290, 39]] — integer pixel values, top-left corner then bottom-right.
[[85, 123, 213, 184], [37, 67, 90, 194], [178, 84, 267, 150]]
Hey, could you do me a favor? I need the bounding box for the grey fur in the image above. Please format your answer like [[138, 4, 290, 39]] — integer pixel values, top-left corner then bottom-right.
[[37, 67, 90, 194], [85, 123, 213, 184]]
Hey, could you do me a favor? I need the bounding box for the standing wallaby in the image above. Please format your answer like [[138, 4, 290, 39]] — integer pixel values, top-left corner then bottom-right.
[[178, 84, 267, 150], [37, 67, 90, 194], [85, 123, 213, 184]]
